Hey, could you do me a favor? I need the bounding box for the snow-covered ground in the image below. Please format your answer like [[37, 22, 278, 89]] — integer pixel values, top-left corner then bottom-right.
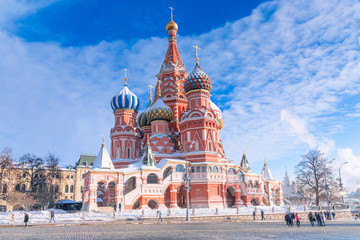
[[0, 206, 307, 225]]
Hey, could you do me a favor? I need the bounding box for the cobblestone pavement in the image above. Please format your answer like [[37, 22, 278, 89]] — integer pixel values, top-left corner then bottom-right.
[[0, 220, 359, 240]]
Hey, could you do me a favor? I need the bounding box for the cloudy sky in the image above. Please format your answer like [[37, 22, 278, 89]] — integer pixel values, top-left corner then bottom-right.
[[1, 0, 360, 191]]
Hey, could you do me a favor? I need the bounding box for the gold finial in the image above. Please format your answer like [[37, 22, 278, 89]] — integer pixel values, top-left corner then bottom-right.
[[264, 156, 267, 164], [243, 148, 245, 155], [147, 135, 150, 143], [122, 68, 129, 85], [169, 7, 174, 21], [193, 45, 201, 64], [148, 85, 153, 100], [102, 135, 105, 146]]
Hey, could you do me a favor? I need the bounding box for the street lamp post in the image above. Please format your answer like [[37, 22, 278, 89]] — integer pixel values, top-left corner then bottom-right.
[[324, 174, 332, 220], [183, 141, 194, 222], [338, 161, 348, 204]]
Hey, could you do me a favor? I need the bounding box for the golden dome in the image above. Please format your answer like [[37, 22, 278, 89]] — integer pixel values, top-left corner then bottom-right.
[[166, 20, 178, 31]]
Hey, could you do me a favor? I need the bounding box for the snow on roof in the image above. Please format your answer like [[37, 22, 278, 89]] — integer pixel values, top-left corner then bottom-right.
[[91, 139, 115, 171]]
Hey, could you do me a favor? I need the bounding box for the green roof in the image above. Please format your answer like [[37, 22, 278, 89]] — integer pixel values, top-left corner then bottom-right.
[[76, 154, 96, 168]]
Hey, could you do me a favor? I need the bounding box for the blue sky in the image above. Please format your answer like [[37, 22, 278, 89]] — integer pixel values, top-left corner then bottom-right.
[[1, 0, 360, 191]]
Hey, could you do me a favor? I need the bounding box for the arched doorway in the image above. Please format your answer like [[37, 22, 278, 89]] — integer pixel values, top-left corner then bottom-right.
[[226, 186, 236, 207], [251, 198, 260, 206], [132, 199, 141, 210], [164, 186, 171, 208], [97, 182, 105, 207], [107, 182, 116, 205], [177, 185, 186, 208], [148, 199, 159, 209]]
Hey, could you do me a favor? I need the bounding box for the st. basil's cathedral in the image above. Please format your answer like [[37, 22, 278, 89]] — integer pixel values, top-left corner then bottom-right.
[[82, 12, 283, 211]]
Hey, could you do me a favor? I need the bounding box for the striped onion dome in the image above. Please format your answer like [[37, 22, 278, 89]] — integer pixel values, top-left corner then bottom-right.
[[137, 98, 153, 128], [111, 84, 140, 112], [146, 96, 173, 122], [185, 62, 212, 93]]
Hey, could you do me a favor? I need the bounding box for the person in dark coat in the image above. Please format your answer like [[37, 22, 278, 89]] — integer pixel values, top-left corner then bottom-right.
[[261, 210, 265, 220], [114, 204, 117, 212], [253, 210, 256, 220], [291, 212, 295, 225], [285, 214, 292, 227], [315, 212, 321, 226], [119, 203, 122, 212], [308, 211, 315, 226], [24, 213, 29, 228], [332, 212, 336, 220]]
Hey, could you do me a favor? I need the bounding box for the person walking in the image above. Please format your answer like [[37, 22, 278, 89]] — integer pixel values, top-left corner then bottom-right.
[[156, 210, 162, 223], [119, 202, 122, 212], [321, 211, 326, 226], [315, 212, 321, 226], [49, 210, 56, 224], [114, 204, 117, 212], [261, 210, 265, 220], [253, 210, 256, 220], [285, 214, 292, 227], [308, 211, 315, 226], [295, 213, 300, 227], [24, 213, 29, 228], [332, 212, 336, 220], [291, 212, 295, 225]]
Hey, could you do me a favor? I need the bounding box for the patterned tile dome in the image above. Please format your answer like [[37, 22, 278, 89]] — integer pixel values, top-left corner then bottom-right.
[[147, 97, 173, 122], [185, 63, 212, 93], [111, 84, 140, 112], [137, 99, 153, 128]]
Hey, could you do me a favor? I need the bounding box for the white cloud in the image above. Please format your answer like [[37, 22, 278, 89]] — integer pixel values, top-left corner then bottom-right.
[[335, 148, 360, 191]]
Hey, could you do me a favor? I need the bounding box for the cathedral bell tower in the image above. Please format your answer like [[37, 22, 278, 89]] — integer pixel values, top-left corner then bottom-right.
[[110, 69, 142, 168], [155, 8, 188, 133]]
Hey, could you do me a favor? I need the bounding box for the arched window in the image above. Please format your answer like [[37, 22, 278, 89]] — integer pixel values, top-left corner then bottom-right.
[[238, 171, 245, 182], [65, 185, 69, 193], [147, 174, 158, 184], [2, 184, 7, 194], [228, 168, 235, 175], [219, 167, 223, 173], [50, 184, 54, 193], [209, 143, 212, 151], [248, 181, 253, 188], [15, 184, 20, 191], [21, 184, 26, 191], [191, 167, 195, 173], [254, 181, 258, 188], [208, 166, 212, 173], [55, 185, 59, 193], [196, 166, 200, 172], [213, 166, 218, 173], [70, 185, 74, 193], [127, 148, 130, 158], [163, 167, 172, 179], [175, 165, 184, 172]]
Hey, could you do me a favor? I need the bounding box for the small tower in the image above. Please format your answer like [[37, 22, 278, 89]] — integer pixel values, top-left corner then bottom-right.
[[240, 149, 252, 172], [110, 69, 142, 167], [261, 157, 274, 180]]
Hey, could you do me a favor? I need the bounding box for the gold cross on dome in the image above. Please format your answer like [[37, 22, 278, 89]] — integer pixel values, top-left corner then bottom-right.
[[148, 85, 153, 98], [169, 7, 174, 20], [193, 45, 201, 63], [122, 68, 129, 85]]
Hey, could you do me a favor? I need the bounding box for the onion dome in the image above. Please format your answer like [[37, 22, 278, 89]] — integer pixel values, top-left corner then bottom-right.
[[185, 62, 212, 93], [147, 95, 173, 122], [166, 8, 178, 31], [110, 78, 140, 112], [137, 98, 153, 128]]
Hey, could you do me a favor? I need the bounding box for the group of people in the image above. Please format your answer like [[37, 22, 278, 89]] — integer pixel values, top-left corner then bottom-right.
[[113, 203, 122, 212], [285, 212, 301, 227], [285, 211, 336, 227], [23, 210, 56, 228], [252, 209, 266, 220]]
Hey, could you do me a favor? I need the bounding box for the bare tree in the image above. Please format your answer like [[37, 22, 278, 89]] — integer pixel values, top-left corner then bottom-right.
[[18, 153, 45, 192], [6, 191, 36, 211], [295, 149, 335, 206], [0, 147, 14, 195]]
